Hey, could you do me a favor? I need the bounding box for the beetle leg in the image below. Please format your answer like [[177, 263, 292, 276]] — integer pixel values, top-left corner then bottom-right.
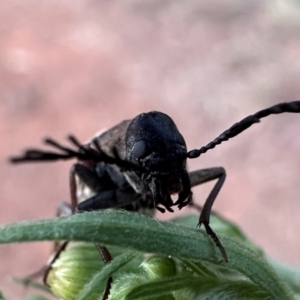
[[70, 161, 141, 214], [43, 241, 69, 286], [187, 167, 225, 211], [188, 167, 228, 262], [70, 163, 102, 212], [56, 201, 72, 216], [70, 161, 145, 213], [189, 167, 225, 188], [95, 245, 113, 300], [70, 164, 79, 213], [70, 162, 117, 212], [76, 186, 141, 212]]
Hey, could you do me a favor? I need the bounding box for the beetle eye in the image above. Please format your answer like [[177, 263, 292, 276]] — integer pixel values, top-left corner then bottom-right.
[[131, 140, 152, 163]]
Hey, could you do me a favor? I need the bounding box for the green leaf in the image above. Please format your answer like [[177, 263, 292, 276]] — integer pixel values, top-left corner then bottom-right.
[[173, 213, 300, 296], [193, 281, 270, 300], [0, 210, 294, 299], [108, 273, 150, 300], [267, 258, 300, 294], [126, 274, 269, 300], [172, 213, 263, 254]]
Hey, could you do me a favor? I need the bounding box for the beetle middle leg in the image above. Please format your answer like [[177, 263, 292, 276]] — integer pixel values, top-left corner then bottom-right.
[[96, 245, 113, 300], [69, 160, 147, 213], [188, 167, 228, 262], [70, 163, 145, 213], [69, 163, 115, 212]]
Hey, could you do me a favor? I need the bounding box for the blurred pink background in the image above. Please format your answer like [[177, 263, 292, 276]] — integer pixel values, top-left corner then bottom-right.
[[1, 1, 300, 298]]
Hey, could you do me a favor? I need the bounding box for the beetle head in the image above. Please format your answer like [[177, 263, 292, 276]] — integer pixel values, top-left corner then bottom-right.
[[125, 111, 191, 212]]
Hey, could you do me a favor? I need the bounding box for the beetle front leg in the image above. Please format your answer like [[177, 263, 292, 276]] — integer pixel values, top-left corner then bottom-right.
[[189, 167, 225, 187], [189, 167, 228, 262], [70, 163, 98, 212], [70, 162, 114, 212], [76, 186, 141, 212], [70, 164, 79, 212]]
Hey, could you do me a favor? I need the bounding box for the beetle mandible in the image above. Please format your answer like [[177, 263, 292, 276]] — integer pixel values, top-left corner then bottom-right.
[[11, 100, 300, 262]]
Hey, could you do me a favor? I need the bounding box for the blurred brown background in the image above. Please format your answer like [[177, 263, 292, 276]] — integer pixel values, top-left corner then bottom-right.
[[1, 1, 300, 298]]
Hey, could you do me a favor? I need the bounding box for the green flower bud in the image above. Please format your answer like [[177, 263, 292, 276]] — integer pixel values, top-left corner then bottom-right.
[[45, 244, 185, 300], [45, 242, 107, 300]]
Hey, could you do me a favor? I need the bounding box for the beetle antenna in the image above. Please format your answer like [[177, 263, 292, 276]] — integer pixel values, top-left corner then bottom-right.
[[44, 138, 80, 155], [187, 100, 300, 159], [10, 137, 86, 163], [68, 135, 82, 148], [10, 135, 146, 173], [10, 149, 75, 162]]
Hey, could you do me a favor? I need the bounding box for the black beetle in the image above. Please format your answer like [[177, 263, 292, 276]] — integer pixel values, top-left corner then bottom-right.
[[11, 100, 300, 262]]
